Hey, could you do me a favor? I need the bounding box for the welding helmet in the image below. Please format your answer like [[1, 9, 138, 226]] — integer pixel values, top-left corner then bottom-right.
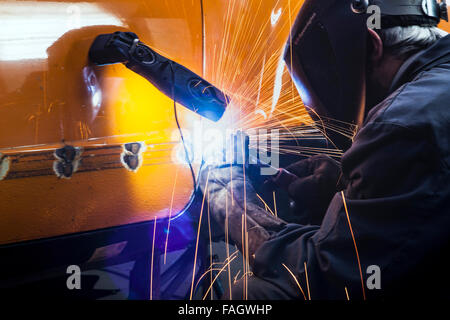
[[285, 0, 448, 150]]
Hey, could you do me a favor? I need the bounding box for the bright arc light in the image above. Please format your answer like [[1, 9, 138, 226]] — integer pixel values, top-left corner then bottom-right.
[[271, 8, 282, 26], [172, 116, 238, 166], [270, 52, 287, 116], [0, 2, 124, 61]]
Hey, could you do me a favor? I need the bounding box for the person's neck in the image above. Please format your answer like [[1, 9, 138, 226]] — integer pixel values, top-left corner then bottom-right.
[[378, 54, 406, 93], [366, 54, 406, 112]]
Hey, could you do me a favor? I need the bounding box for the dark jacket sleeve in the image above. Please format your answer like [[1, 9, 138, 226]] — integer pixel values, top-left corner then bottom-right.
[[252, 121, 449, 300]]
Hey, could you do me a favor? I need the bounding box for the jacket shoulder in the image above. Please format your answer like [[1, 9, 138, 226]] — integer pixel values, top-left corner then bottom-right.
[[365, 63, 450, 164]]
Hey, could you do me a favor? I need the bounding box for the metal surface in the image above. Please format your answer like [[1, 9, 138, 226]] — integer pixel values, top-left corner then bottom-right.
[[0, 0, 204, 245], [440, 13, 450, 31], [0, 0, 307, 245]]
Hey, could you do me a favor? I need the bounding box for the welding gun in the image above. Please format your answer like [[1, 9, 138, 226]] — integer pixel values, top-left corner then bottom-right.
[[88, 32, 229, 122]]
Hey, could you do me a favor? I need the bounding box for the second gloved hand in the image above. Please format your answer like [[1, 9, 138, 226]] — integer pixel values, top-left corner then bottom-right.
[[198, 163, 287, 267], [282, 155, 343, 225]]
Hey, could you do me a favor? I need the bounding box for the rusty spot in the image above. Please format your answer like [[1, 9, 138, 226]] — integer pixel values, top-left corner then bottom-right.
[[53, 145, 82, 179], [121, 142, 146, 172]]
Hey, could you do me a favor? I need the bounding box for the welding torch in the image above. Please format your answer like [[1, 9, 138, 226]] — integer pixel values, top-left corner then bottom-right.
[[88, 31, 229, 122], [230, 131, 297, 191]]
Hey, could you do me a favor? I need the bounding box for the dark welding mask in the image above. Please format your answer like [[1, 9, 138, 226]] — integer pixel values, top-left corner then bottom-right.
[[285, 0, 448, 150]]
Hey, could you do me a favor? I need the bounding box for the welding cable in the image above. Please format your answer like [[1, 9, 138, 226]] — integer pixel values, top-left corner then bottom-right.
[[169, 61, 197, 190]]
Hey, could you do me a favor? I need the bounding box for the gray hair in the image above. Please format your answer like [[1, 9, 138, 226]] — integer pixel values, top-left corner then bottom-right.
[[377, 26, 448, 58]]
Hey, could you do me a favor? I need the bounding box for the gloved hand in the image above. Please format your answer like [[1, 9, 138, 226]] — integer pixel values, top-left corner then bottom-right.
[[274, 155, 342, 225], [198, 133, 287, 266]]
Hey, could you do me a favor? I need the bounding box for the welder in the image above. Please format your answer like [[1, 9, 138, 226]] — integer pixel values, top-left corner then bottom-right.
[[199, 0, 450, 299]]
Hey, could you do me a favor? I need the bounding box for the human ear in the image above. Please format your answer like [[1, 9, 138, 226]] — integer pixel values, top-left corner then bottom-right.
[[367, 28, 383, 63]]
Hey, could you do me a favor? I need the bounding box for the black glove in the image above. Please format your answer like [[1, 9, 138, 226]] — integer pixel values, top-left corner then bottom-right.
[[275, 155, 342, 225], [198, 132, 287, 266]]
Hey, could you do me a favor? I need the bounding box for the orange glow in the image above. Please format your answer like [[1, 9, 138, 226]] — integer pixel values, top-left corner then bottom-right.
[[439, 13, 450, 33], [0, 0, 203, 244], [0, 0, 310, 245]]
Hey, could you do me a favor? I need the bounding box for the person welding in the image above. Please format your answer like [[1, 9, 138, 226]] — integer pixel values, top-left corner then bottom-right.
[[198, 0, 450, 299]]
